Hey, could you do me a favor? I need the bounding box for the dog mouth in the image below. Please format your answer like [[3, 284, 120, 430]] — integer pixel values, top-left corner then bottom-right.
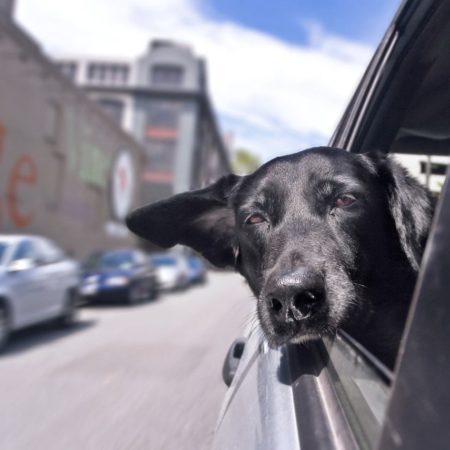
[[264, 325, 322, 348], [258, 303, 330, 347]]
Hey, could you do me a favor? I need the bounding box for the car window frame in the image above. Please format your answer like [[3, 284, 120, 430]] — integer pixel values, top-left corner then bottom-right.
[[34, 237, 66, 265], [330, 0, 440, 153]]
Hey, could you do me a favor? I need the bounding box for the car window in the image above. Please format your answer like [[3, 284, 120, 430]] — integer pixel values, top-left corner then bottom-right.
[[326, 333, 392, 449], [11, 239, 37, 262], [35, 238, 65, 264], [151, 256, 176, 266], [0, 242, 8, 266], [85, 251, 134, 269], [133, 251, 147, 265]]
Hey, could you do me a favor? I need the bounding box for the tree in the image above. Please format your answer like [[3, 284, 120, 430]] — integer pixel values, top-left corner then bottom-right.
[[231, 148, 261, 175]]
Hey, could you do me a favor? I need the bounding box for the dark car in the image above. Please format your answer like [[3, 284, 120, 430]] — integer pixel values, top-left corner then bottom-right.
[[215, 1, 450, 449], [186, 256, 207, 284], [80, 249, 158, 304]]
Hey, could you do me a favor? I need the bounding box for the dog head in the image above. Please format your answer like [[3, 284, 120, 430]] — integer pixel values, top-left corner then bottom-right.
[[127, 147, 433, 347]]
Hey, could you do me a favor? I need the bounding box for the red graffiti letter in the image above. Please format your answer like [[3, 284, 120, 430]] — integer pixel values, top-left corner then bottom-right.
[[0, 123, 5, 159], [0, 124, 6, 226], [7, 155, 37, 227]]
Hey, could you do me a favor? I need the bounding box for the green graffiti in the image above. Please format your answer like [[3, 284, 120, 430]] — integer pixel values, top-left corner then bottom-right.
[[64, 108, 110, 189], [79, 142, 109, 189]]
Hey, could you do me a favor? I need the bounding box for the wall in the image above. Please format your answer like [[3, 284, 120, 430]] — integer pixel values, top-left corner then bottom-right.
[[0, 19, 145, 259]]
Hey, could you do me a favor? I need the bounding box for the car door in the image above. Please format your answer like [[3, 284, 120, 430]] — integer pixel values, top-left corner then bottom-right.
[[33, 238, 72, 319], [133, 250, 154, 293], [6, 238, 46, 327]]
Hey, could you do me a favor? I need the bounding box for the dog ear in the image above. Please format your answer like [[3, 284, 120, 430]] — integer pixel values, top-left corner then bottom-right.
[[126, 174, 242, 268], [361, 152, 434, 271]]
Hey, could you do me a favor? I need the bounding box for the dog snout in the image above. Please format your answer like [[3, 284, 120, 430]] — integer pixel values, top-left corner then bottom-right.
[[265, 267, 325, 323]]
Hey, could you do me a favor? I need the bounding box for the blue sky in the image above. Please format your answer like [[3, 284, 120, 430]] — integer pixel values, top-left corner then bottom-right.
[[17, 0, 400, 162], [208, 0, 399, 46]]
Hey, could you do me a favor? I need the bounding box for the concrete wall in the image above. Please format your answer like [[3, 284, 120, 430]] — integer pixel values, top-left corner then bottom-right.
[[0, 19, 146, 259], [0, 0, 14, 18]]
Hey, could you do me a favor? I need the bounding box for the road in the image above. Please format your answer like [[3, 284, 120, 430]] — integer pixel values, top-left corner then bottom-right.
[[0, 272, 255, 450]]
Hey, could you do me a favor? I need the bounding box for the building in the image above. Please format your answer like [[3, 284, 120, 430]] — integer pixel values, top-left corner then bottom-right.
[[0, 0, 14, 19], [57, 41, 231, 204], [394, 154, 448, 195], [0, 12, 146, 258]]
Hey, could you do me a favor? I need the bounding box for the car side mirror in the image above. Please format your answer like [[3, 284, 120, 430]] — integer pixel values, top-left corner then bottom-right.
[[222, 337, 247, 387], [7, 258, 36, 273]]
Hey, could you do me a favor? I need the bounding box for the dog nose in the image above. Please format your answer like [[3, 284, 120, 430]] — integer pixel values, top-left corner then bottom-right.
[[265, 267, 324, 323]]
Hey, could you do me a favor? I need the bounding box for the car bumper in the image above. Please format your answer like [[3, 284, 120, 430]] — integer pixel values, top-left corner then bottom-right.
[[80, 285, 130, 302]]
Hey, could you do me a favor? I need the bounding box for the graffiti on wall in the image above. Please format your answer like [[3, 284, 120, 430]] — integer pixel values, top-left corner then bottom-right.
[[65, 109, 109, 189], [0, 122, 38, 228]]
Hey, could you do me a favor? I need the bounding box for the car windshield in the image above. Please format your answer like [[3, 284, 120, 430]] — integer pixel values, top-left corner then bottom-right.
[[84, 251, 134, 270], [188, 258, 201, 268], [151, 256, 177, 267], [0, 242, 9, 266]]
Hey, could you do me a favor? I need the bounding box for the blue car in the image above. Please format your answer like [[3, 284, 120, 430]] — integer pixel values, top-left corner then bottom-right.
[[186, 256, 207, 284], [80, 249, 158, 304]]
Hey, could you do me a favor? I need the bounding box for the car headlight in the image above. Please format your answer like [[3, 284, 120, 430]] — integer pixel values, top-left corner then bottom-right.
[[84, 275, 99, 284], [105, 276, 129, 286]]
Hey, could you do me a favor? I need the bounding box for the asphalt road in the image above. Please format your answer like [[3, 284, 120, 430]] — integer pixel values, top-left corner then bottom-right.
[[0, 272, 255, 450]]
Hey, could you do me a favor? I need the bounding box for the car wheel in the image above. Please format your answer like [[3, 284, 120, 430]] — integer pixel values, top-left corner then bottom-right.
[[148, 285, 159, 301], [127, 283, 142, 305], [56, 290, 78, 327], [0, 304, 11, 352]]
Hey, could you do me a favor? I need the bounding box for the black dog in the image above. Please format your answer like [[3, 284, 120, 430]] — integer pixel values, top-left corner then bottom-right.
[[127, 147, 433, 367]]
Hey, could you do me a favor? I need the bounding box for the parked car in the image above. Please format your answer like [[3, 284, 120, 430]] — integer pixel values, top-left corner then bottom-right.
[[186, 256, 207, 284], [0, 235, 80, 350], [80, 248, 158, 304], [150, 253, 190, 291], [214, 1, 450, 449]]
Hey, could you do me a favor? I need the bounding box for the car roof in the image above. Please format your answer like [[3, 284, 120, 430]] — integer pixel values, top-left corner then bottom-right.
[[0, 234, 42, 244], [151, 253, 183, 259], [92, 248, 137, 255]]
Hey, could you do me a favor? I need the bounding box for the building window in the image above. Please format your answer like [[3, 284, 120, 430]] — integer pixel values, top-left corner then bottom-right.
[[145, 140, 176, 172], [420, 161, 448, 176], [97, 98, 124, 125], [144, 101, 180, 140], [148, 108, 178, 128], [58, 63, 77, 81], [87, 64, 129, 85], [151, 65, 184, 87]]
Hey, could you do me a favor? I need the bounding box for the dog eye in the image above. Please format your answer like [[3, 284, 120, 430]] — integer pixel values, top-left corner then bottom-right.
[[245, 213, 266, 225], [335, 195, 356, 208]]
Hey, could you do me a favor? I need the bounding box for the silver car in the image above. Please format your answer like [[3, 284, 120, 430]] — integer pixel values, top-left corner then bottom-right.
[[150, 253, 190, 291], [0, 235, 80, 350]]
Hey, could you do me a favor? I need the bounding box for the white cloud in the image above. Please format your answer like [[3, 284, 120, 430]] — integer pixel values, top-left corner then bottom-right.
[[16, 0, 374, 162]]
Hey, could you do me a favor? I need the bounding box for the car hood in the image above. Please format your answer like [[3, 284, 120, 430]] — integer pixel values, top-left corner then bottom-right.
[[82, 268, 134, 278]]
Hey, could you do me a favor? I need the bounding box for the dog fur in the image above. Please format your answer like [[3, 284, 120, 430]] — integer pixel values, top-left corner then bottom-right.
[[126, 147, 434, 367]]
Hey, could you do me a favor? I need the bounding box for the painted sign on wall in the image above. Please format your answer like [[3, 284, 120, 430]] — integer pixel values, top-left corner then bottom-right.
[[110, 151, 135, 221], [0, 123, 38, 228]]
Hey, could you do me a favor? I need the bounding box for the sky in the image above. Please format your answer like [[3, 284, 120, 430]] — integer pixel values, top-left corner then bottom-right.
[[16, 0, 400, 163]]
